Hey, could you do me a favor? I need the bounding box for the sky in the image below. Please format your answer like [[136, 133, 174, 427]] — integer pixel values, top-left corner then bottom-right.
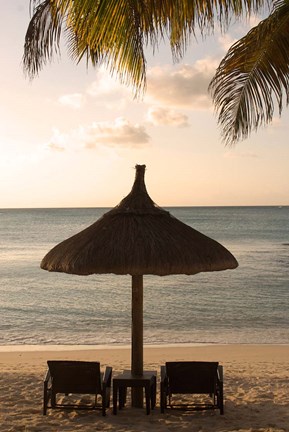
[[1, 1, 289, 208]]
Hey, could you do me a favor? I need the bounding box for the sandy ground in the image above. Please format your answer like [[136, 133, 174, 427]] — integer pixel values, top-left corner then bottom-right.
[[0, 344, 288, 431]]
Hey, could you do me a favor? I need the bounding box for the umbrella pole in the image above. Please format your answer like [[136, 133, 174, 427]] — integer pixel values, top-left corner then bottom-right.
[[131, 274, 144, 407]]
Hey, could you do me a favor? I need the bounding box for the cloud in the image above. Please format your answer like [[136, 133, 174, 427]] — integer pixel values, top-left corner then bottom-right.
[[47, 118, 150, 151], [57, 70, 129, 111], [47, 142, 65, 152], [84, 118, 150, 148], [146, 59, 218, 109], [58, 93, 84, 109], [86, 69, 130, 109], [218, 34, 236, 52], [87, 71, 123, 97], [47, 128, 67, 152], [147, 107, 189, 127]]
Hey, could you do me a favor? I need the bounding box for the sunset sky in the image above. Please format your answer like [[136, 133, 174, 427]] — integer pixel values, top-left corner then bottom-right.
[[1, 2, 289, 208]]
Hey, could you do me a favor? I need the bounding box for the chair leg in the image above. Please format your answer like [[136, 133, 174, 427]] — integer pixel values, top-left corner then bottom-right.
[[218, 386, 224, 415], [43, 385, 48, 415], [113, 385, 118, 415], [119, 387, 126, 408], [102, 393, 106, 416], [144, 385, 150, 415], [51, 392, 56, 408], [105, 387, 111, 408], [43, 382, 51, 415], [219, 395, 224, 415], [160, 382, 166, 413], [151, 376, 156, 409], [168, 394, 172, 408]]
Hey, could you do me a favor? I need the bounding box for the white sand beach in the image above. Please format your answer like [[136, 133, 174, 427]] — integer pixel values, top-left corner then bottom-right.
[[0, 344, 288, 431]]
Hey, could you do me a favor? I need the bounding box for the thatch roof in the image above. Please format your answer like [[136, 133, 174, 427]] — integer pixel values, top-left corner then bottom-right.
[[41, 165, 238, 276]]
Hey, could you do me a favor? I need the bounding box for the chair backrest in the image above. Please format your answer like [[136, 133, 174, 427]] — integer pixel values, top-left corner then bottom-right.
[[166, 361, 219, 394], [47, 361, 102, 394]]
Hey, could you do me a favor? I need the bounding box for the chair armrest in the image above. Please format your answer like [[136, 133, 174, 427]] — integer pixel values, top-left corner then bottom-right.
[[217, 365, 224, 415], [44, 369, 51, 385], [103, 366, 112, 387], [160, 365, 167, 384], [217, 365, 223, 384]]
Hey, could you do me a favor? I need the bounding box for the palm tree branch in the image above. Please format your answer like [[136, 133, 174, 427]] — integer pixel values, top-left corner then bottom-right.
[[23, 0, 64, 78], [210, 0, 289, 145], [63, 0, 148, 92], [23, 0, 270, 92]]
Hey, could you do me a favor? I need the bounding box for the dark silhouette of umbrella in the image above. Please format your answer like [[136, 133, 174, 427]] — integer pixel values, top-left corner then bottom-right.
[[41, 165, 238, 381]]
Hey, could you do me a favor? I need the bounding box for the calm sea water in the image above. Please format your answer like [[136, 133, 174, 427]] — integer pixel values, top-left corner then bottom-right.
[[0, 206, 289, 346]]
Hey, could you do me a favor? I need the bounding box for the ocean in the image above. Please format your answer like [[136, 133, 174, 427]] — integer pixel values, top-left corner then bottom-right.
[[0, 206, 288, 346]]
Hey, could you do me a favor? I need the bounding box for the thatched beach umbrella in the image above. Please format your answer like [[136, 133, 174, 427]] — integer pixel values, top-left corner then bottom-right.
[[41, 165, 238, 380]]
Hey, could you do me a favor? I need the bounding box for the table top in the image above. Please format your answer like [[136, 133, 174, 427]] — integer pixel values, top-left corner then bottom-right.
[[113, 370, 157, 382]]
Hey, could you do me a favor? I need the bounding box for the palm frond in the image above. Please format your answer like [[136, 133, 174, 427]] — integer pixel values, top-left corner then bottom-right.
[[23, 0, 64, 78], [23, 0, 270, 93], [210, 0, 289, 145], [138, 0, 270, 61], [66, 0, 148, 93]]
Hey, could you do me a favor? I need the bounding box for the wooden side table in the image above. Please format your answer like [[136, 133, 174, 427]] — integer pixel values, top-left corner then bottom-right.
[[113, 370, 157, 415]]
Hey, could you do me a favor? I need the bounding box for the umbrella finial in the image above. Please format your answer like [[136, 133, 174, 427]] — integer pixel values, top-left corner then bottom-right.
[[111, 163, 162, 213], [133, 164, 146, 194]]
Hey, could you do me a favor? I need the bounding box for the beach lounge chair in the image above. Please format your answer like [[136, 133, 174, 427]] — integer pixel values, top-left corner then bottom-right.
[[43, 360, 112, 416], [160, 361, 224, 414]]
